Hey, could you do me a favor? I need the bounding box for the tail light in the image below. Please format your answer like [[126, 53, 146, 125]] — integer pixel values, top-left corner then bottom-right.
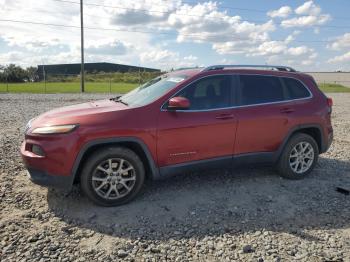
[[327, 97, 333, 113]]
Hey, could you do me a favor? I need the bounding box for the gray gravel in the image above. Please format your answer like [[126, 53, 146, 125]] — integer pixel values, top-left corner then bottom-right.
[[0, 93, 350, 262]]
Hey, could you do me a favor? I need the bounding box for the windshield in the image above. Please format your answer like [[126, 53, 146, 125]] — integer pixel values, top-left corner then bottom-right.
[[119, 75, 188, 107]]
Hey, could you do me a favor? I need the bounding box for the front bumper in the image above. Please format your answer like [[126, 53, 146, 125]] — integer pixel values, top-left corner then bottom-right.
[[21, 140, 76, 190], [26, 168, 74, 189]]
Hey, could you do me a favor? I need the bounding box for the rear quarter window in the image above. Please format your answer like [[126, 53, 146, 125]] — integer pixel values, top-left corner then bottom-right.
[[283, 78, 311, 99]]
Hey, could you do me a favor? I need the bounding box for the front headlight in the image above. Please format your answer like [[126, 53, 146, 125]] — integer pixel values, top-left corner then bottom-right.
[[32, 124, 78, 134], [25, 118, 35, 134]]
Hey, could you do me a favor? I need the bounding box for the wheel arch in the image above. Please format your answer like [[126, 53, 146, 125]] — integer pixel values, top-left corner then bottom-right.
[[278, 124, 325, 159], [72, 137, 160, 185]]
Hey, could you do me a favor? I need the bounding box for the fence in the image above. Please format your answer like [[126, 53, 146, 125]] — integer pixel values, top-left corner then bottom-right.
[[1, 71, 350, 93], [305, 72, 350, 88], [0, 71, 161, 93]]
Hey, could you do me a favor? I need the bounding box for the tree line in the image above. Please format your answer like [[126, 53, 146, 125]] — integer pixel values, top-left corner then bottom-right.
[[0, 64, 162, 84], [0, 64, 38, 83], [46, 71, 161, 84]]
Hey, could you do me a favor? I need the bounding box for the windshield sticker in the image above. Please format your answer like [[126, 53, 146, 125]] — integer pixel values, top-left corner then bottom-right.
[[167, 77, 185, 83]]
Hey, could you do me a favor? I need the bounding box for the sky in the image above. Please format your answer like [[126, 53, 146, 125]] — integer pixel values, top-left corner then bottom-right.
[[0, 0, 350, 71]]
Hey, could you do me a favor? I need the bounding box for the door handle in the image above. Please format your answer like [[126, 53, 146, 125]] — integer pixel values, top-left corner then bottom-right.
[[280, 108, 295, 114], [216, 114, 234, 120]]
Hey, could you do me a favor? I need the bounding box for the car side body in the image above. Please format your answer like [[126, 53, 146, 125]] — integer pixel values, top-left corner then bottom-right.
[[21, 65, 333, 205]]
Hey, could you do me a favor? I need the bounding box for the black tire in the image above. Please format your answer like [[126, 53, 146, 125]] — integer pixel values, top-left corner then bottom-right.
[[277, 133, 319, 179], [80, 147, 145, 206]]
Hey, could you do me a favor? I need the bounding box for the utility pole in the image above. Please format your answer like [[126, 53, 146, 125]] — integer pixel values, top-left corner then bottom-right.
[[80, 0, 85, 92], [6, 71, 8, 92], [43, 65, 46, 93]]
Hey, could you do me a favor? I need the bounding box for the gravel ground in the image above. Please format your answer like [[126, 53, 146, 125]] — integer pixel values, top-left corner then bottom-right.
[[0, 93, 349, 262]]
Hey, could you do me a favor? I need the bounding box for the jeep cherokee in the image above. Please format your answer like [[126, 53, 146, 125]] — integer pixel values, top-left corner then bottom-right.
[[21, 65, 333, 206]]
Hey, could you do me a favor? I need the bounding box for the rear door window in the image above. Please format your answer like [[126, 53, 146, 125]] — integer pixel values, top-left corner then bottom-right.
[[283, 78, 311, 99], [238, 75, 284, 106]]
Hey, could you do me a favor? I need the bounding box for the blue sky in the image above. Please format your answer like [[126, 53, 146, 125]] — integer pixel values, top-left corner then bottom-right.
[[0, 0, 349, 71]]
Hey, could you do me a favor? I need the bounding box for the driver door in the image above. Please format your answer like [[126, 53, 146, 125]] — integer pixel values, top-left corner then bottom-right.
[[156, 74, 238, 168]]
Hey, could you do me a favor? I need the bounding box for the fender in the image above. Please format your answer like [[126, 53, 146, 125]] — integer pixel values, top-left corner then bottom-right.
[[276, 123, 325, 159], [70, 137, 160, 185]]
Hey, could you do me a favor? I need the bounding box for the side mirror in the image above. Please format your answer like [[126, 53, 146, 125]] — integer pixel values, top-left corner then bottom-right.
[[168, 97, 190, 110]]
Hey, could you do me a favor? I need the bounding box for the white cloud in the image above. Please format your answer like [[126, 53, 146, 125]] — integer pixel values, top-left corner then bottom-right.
[[327, 33, 350, 50], [285, 30, 301, 44], [281, 14, 330, 28], [0, 51, 26, 64], [183, 55, 198, 61], [309, 52, 318, 59], [85, 39, 131, 55], [250, 42, 314, 58], [215, 27, 319, 69], [140, 49, 176, 63], [0, 0, 156, 67], [1, 35, 64, 52], [168, 1, 277, 58], [168, 2, 275, 44], [213, 29, 315, 61], [220, 58, 235, 64], [295, 1, 321, 16], [140, 49, 198, 69], [0, 0, 336, 70], [251, 41, 286, 56], [281, 1, 330, 28], [267, 6, 292, 18], [266, 51, 318, 70], [105, 0, 179, 26], [287, 46, 310, 56], [47, 51, 81, 65], [328, 51, 350, 63]]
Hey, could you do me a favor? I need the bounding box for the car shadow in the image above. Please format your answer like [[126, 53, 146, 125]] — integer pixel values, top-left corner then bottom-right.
[[47, 156, 350, 241]]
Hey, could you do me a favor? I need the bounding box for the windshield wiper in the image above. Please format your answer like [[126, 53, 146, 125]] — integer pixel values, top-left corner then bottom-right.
[[110, 95, 121, 101], [110, 96, 128, 106]]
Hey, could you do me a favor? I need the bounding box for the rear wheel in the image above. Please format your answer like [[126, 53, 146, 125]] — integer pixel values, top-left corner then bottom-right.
[[277, 133, 319, 179], [80, 147, 145, 206]]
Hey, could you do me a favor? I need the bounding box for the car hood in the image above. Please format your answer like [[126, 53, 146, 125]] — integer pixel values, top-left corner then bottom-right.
[[30, 99, 128, 127]]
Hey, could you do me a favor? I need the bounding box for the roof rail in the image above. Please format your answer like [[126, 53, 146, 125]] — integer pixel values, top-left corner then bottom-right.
[[202, 64, 297, 72], [171, 66, 201, 72]]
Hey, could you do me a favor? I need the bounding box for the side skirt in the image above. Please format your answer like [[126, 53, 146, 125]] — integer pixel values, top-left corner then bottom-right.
[[233, 151, 278, 167], [158, 152, 278, 180], [159, 156, 232, 179]]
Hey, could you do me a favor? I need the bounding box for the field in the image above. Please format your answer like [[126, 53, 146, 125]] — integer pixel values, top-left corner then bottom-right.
[[0, 92, 349, 261], [0, 82, 138, 93], [318, 83, 350, 93], [0, 82, 349, 94], [307, 72, 350, 88]]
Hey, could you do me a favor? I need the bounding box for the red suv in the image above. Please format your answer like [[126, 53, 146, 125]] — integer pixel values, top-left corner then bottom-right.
[[21, 65, 333, 206]]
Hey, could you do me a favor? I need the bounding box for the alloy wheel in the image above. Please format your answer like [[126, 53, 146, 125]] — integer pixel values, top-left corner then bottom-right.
[[91, 158, 136, 200], [289, 141, 315, 174]]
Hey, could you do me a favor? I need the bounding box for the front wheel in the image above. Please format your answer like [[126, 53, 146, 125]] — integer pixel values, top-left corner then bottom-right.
[[277, 133, 319, 179], [80, 147, 145, 206]]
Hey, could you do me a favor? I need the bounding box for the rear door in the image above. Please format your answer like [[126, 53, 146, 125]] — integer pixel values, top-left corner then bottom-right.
[[157, 74, 238, 167], [234, 74, 296, 155]]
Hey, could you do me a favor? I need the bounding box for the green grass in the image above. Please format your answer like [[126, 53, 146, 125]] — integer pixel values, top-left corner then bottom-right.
[[0, 82, 138, 93], [0, 81, 349, 94], [318, 83, 350, 93]]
